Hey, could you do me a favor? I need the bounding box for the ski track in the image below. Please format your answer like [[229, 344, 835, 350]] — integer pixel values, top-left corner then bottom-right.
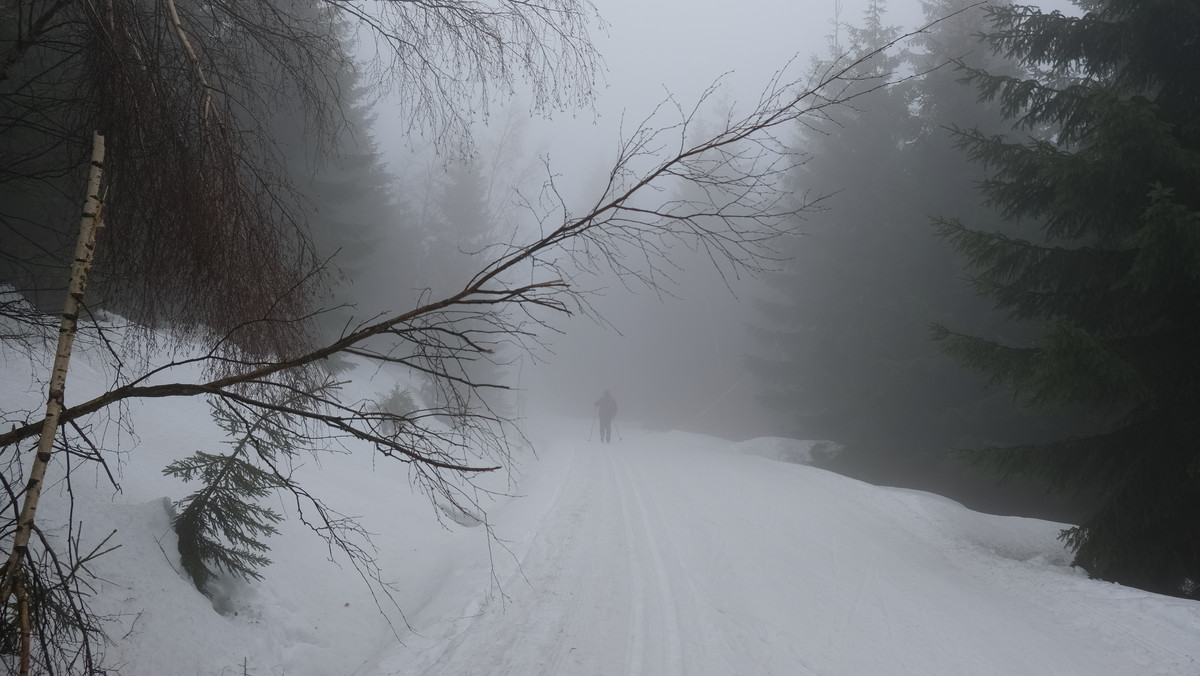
[[510, 440, 631, 676], [611, 443, 686, 676], [368, 425, 1200, 676], [611, 446, 648, 676], [397, 434, 704, 676]]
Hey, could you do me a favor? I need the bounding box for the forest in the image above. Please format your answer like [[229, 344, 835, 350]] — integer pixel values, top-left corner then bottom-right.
[[1, 0, 1198, 672]]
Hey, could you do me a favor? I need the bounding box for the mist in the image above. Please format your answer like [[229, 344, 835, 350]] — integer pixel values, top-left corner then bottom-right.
[[333, 0, 1085, 516], [353, 0, 881, 426], [6, 1, 1195, 668]]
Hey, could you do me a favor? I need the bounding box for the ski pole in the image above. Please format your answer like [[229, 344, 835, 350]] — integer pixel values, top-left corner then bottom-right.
[[588, 409, 597, 441], [614, 421, 623, 442]]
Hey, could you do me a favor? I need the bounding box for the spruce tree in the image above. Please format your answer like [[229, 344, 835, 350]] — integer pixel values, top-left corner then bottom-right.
[[747, 0, 1061, 512], [935, 0, 1200, 595], [747, 0, 918, 447]]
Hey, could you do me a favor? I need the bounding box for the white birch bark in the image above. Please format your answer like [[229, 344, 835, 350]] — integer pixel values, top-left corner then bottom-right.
[[0, 131, 106, 611]]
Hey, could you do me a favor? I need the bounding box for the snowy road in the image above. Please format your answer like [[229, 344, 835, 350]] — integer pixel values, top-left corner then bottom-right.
[[425, 435, 700, 675], [14, 348, 1199, 675], [367, 424, 1200, 676]]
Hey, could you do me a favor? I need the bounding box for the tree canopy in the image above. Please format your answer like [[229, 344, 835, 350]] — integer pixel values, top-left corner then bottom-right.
[[746, 0, 1075, 514], [935, 0, 1200, 595]]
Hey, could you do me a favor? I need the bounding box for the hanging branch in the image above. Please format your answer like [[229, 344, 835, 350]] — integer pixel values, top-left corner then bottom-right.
[[0, 17, 954, 456], [0, 7, 967, 668]]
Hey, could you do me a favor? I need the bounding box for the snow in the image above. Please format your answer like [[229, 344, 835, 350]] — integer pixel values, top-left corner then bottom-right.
[[729, 436, 840, 464], [4, 342, 1200, 675]]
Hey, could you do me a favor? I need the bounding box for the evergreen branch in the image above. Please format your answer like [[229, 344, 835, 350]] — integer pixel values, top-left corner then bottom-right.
[[952, 419, 1147, 494], [930, 320, 1148, 410], [165, 387, 329, 592]]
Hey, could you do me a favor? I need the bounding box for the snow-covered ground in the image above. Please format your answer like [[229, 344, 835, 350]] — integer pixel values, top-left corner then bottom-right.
[[4, 346, 1200, 675]]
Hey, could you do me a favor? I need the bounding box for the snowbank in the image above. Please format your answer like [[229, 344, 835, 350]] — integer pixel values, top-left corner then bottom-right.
[[728, 435, 841, 464]]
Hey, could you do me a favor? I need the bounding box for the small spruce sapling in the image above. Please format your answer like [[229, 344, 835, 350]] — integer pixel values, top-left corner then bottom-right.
[[376, 385, 417, 437], [165, 380, 337, 593]]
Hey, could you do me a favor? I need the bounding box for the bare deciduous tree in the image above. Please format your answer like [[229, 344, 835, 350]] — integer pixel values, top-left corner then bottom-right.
[[1, 0, 603, 358], [1, 0, 947, 671], [4, 0, 603, 670]]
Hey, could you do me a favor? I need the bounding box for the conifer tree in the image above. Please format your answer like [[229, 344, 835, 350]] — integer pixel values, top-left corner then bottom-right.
[[277, 12, 409, 304], [935, 0, 1200, 595], [747, 0, 1055, 509], [748, 0, 916, 446]]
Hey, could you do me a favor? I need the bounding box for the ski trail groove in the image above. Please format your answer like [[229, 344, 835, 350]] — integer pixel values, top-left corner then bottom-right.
[[624, 448, 706, 674], [539, 481, 590, 676], [612, 445, 686, 676], [536, 441, 646, 676], [610, 446, 648, 676]]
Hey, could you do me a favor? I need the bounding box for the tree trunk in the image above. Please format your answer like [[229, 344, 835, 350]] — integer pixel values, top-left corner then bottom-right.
[[0, 131, 106, 615], [16, 582, 30, 676]]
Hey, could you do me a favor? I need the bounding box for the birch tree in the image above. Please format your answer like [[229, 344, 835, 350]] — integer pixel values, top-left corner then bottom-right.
[[0, 132, 106, 676]]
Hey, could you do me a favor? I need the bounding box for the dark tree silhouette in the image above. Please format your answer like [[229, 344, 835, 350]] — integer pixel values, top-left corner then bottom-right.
[[935, 0, 1200, 596]]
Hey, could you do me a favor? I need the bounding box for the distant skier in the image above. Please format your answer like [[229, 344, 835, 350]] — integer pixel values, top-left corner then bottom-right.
[[594, 390, 618, 443]]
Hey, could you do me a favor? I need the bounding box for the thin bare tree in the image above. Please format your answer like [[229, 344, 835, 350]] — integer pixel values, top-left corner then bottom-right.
[[0, 0, 952, 670], [3, 0, 602, 670]]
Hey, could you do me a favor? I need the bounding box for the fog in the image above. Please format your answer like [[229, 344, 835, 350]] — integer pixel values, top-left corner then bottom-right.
[[340, 0, 1085, 514], [505, 1, 871, 439], [357, 0, 901, 439], [2, 3, 1185, 669]]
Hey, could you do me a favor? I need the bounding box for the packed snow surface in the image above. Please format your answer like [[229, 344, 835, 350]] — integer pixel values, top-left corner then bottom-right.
[[4, 351, 1200, 675]]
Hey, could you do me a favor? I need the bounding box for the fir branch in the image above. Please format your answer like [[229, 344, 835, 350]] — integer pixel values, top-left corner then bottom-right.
[[164, 381, 338, 593]]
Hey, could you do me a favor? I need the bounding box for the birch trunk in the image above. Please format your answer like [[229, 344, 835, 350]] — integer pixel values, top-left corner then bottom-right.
[[16, 583, 30, 676], [0, 132, 106, 616]]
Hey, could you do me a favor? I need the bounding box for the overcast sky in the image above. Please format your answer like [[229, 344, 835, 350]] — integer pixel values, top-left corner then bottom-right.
[[369, 0, 923, 438], [522, 0, 894, 198], [510, 0, 910, 437], [367, 0, 1025, 440], [376, 0, 898, 191]]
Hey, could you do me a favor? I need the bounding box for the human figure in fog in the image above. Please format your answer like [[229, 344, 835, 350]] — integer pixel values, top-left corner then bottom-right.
[[594, 390, 617, 443]]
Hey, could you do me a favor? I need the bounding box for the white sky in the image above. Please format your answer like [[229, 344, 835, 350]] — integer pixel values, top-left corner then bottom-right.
[[375, 0, 890, 184], [366, 0, 1075, 438], [369, 0, 890, 436], [499, 0, 884, 193]]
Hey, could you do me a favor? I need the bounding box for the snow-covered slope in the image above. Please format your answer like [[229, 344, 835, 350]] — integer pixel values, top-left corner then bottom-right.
[[3, 346, 1199, 675]]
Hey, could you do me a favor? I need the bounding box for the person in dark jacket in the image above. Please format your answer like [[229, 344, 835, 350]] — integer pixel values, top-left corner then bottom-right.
[[595, 390, 617, 443]]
